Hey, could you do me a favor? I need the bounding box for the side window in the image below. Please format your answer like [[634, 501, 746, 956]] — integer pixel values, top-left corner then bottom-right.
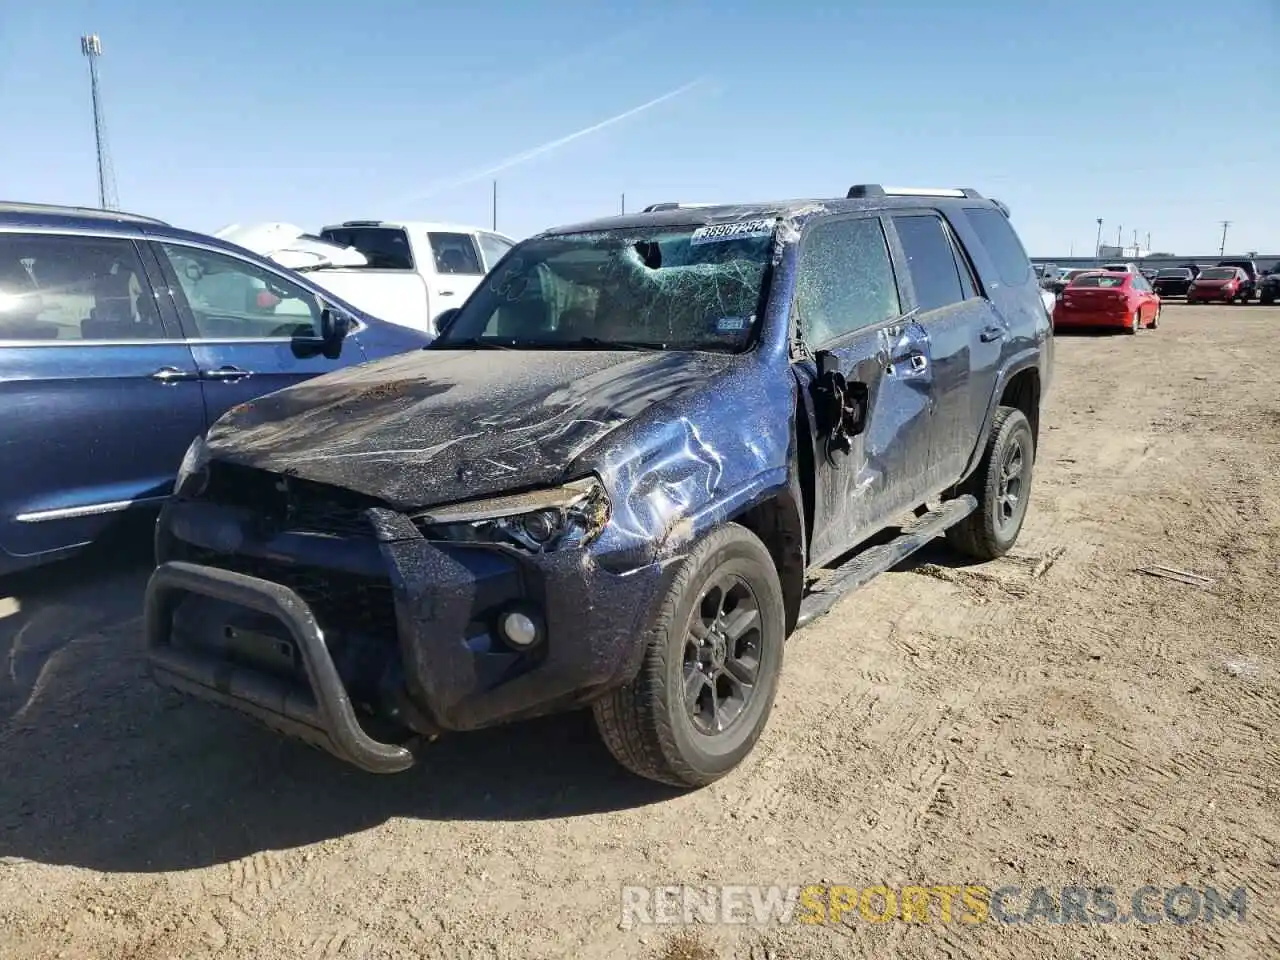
[[0, 234, 164, 342], [476, 232, 515, 270], [158, 243, 320, 339], [963, 207, 1032, 287], [428, 232, 484, 275], [795, 217, 901, 345], [892, 214, 966, 312]]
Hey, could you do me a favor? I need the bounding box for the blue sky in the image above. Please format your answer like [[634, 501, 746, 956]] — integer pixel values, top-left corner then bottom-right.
[[1, 0, 1276, 255]]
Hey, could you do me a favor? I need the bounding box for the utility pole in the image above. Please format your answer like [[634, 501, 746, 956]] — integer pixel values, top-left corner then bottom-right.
[[1095, 218, 1103, 257], [491, 180, 497, 231], [1145, 231, 1151, 251], [621, 192, 626, 215], [1116, 224, 1122, 247], [1219, 221, 1231, 256], [80, 34, 118, 210]]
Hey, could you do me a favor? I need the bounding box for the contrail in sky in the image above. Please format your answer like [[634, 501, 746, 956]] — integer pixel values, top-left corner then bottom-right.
[[396, 79, 704, 203]]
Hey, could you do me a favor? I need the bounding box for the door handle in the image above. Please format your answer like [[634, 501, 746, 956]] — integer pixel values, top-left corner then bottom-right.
[[203, 365, 252, 382], [980, 325, 1006, 343], [909, 354, 928, 372], [150, 366, 198, 383], [439, 290, 456, 297]]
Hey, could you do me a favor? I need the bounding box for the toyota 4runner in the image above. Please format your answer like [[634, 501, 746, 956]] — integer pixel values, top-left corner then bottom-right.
[[146, 184, 1052, 788]]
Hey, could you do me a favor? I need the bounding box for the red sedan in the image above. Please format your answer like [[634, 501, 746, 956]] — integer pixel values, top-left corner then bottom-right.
[[1186, 266, 1248, 304], [1052, 271, 1161, 334]]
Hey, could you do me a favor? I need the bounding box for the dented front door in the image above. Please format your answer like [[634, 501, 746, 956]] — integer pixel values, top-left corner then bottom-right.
[[790, 215, 935, 567]]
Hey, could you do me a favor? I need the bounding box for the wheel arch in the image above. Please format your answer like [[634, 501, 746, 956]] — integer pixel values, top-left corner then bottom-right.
[[962, 353, 1043, 484]]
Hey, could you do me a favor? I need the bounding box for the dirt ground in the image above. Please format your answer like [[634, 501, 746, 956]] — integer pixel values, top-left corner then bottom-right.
[[1, 303, 1277, 960]]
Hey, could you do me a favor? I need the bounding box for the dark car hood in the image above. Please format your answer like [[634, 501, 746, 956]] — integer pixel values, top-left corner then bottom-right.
[[205, 347, 738, 509]]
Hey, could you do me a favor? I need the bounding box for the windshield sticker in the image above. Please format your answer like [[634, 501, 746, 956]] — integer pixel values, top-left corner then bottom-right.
[[690, 219, 774, 246], [715, 316, 749, 333]]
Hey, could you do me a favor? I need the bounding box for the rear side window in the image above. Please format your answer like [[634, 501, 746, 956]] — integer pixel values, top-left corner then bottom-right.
[[892, 214, 967, 312], [319, 227, 413, 269], [429, 232, 484, 275], [963, 207, 1031, 287], [0, 234, 165, 342], [796, 217, 901, 344]]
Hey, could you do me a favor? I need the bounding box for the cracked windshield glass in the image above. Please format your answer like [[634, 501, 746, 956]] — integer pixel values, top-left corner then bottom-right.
[[440, 221, 775, 350]]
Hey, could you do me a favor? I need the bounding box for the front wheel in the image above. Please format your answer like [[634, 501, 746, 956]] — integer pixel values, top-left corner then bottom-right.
[[593, 522, 786, 788], [946, 406, 1035, 561]]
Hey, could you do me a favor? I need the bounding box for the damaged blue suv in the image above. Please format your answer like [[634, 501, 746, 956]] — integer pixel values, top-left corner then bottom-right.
[[147, 185, 1052, 787]]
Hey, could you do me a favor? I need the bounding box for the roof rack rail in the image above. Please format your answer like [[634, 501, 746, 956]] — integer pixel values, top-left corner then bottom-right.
[[338, 220, 383, 227], [845, 184, 987, 201], [0, 200, 169, 226], [640, 202, 715, 213]]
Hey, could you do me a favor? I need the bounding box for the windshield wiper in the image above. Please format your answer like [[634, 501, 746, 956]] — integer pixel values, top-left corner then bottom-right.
[[566, 336, 668, 351]]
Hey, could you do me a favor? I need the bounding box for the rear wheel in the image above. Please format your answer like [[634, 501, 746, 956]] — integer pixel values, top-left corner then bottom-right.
[[592, 523, 786, 788], [946, 406, 1035, 561], [1150, 304, 1160, 329], [1126, 308, 1141, 334]]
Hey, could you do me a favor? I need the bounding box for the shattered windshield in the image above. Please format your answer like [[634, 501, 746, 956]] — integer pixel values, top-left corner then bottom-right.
[[435, 221, 776, 351]]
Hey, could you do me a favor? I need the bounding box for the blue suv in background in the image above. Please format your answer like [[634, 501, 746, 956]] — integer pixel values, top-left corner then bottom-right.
[[0, 202, 429, 577]]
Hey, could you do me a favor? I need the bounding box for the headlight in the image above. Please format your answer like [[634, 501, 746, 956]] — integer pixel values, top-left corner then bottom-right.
[[412, 477, 610, 552], [174, 434, 211, 497]]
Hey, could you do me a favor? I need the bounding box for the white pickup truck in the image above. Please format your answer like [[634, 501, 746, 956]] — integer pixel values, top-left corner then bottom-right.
[[216, 220, 517, 335]]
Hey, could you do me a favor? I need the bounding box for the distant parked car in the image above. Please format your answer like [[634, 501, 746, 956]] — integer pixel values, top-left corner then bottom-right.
[[1153, 267, 1197, 297], [1215, 259, 1260, 301], [0, 202, 430, 578], [1051, 268, 1096, 295], [1259, 267, 1280, 305], [1101, 262, 1143, 275], [1188, 266, 1249, 304], [1053, 270, 1161, 333], [1035, 262, 1059, 290]]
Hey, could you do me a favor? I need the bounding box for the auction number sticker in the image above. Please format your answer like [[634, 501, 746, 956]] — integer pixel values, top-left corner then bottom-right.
[[690, 218, 775, 245]]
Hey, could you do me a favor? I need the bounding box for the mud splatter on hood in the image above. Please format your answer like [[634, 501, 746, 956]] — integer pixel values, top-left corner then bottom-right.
[[206, 347, 739, 509]]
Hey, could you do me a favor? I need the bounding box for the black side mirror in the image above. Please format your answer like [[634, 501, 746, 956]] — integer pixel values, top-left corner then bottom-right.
[[434, 308, 460, 338], [319, 305, 353, 359]]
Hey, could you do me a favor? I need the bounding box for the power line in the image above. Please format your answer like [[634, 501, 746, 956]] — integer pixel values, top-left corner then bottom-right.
[[80, 34, 118, 210]]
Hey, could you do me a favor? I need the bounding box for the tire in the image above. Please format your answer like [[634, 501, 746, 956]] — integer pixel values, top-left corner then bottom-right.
[[1150, 304, 1160, 329], [946, 406, 1035, 561], [1262, 294, 1275, 306], [1126, 308, 1141, 334], [592, 522, 786, 788]]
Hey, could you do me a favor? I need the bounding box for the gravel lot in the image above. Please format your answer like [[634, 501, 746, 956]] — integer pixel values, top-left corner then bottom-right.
[[2, 303, 1277, 960]]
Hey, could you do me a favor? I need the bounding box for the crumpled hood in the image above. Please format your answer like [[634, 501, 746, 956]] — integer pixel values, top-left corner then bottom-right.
[[205, 348, 739, 509]]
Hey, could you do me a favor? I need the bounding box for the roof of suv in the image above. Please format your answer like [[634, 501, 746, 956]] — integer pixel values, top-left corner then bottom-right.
[[0, 201, 169, 230], [543, 186, 1009, 236], [0, 200, 302, 262]]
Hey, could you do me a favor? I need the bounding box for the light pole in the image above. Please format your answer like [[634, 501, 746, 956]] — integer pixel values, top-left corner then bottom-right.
[[1219, 221, 1231, 256], [1095, 218, 1103, 257]]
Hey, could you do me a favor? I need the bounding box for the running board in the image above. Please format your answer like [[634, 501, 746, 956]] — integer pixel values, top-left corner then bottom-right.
[[796, 495, 978, 628]]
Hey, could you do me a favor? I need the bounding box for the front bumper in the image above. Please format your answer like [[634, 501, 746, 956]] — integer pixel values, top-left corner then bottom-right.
[[146, 498, 668, 772]]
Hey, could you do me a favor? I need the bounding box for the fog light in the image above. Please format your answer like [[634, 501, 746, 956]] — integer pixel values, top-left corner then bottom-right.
[[499, 609, 542, 650]]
